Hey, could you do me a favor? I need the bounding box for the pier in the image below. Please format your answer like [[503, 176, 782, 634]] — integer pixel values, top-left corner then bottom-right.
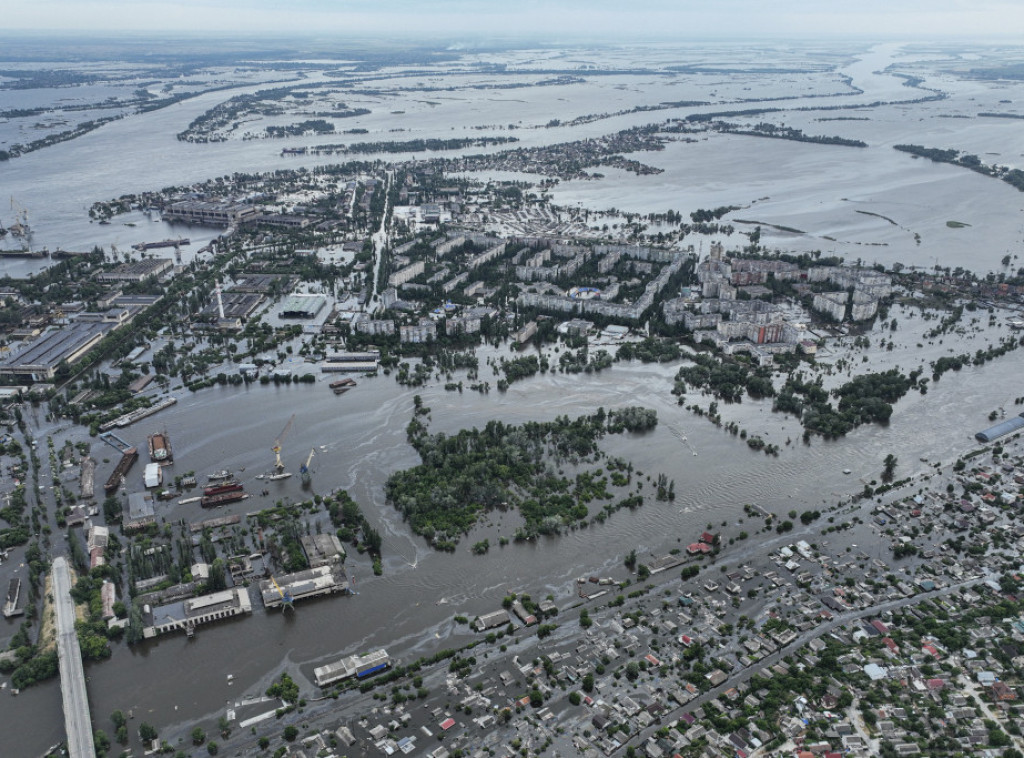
[[52, 557, 95, 758], [98, 396, 177, 431]]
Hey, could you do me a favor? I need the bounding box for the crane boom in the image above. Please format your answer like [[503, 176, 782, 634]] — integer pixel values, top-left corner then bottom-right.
[[272, 414, 296, 472], [269, 574, 294, 610]]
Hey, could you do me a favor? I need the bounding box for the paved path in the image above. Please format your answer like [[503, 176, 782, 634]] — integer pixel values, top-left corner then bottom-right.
[[52, 557, 95, 758]]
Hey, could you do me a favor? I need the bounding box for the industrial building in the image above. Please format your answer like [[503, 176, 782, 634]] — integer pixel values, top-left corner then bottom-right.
[[95, 258, 173, 284], [314, 649, 390, 687], [126, 492, 156, 530], [975, 413, 1024, 443], [320, 361, 379, 373], [201, 291, 264, 323], [259, 564, 348, 609], [279, 294, 327, 319], [0, 321, 115, 381], [144, 463, 162, 489], [163, 200, 258, 227], [142, 586, 252, 638], [301, 534, 346, 568], [474, 609, 511, 632]]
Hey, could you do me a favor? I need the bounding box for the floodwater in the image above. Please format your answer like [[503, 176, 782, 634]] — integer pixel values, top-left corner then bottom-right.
[[1, 39, 1023, 753], [5, 323, 1021, 755]]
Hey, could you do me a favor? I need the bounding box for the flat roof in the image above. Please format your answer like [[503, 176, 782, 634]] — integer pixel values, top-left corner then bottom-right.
[[279, 293, 326, 317]]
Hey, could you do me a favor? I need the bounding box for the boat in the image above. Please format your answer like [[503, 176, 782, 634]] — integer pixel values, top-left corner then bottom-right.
[[201, 491, 246, 508], [843, 468, 852, 475], [203, 481, 243, 497], [333, 386, 351, 395], [104, 447, 139, 494], [147, 432, 173, 464], [329, 378, 356, 389], [267, 472, 292, 481], [208, 470, 233, 481]]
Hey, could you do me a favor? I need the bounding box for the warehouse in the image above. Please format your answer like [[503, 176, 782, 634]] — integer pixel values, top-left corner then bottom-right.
[[975, 413, 1024, 443]]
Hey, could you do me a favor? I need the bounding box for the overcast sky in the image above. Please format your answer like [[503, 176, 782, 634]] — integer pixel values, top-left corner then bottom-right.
[[6, 0, 1023, 38]]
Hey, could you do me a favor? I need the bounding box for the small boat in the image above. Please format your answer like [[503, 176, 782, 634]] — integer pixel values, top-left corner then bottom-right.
[[268, 472, 292, 481], [843, 468, 852, 475]]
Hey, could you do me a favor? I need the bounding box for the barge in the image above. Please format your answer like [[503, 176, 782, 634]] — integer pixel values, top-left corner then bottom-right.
[[201, 491, 247, 508], [203, 482, 243, 497], [104, 447, 139, 494], [131, 237, 190, 251], [147, 432, 173, 464]]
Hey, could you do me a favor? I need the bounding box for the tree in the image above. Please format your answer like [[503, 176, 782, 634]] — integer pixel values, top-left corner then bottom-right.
[[192, 727, 206, 745], [882, 453, 898, 482], [139, 722, 158, 743], [207, 742, 219, 755], [283, 725, 298, 742], [94, 730, 110, 756]]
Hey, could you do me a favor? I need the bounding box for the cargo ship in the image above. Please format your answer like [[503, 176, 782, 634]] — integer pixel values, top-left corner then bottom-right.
[[201, 491, 246, 508], [104, 447, 139, 494], [203, 481, 243, 497], [147, 432, 173, 464]]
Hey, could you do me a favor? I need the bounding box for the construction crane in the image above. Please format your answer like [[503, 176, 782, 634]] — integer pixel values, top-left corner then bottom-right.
[[272, 414, 295, 473], [300, 447, 315, 488], [8, 197, 30, 239], [269, 574, 294, 611]]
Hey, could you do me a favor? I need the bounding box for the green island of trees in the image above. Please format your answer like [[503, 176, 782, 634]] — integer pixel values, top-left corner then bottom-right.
[[385, 406, 657, 550], [894, 143, 1024, 192]]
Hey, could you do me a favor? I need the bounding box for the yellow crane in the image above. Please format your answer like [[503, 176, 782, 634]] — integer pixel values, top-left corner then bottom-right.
[[268, 574, 294, 611], [272, 414, 295, 473]]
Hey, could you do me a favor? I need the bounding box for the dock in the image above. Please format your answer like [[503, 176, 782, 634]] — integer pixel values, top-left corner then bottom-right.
[[99, 396, 177, 432], [3, 577, 23, 617], [99, 432, 133, 453], [0, 248, 47, 258]]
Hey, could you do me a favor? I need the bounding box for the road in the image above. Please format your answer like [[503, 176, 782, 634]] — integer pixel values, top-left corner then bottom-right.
[[52, 556, 95, 758]]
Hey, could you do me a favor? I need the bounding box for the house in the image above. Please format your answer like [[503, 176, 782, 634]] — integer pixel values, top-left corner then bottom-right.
[[991, 681, 1017, 701]]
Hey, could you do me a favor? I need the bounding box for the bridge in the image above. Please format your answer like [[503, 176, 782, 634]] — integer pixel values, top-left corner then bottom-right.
[[52, 557, 95, 758]]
